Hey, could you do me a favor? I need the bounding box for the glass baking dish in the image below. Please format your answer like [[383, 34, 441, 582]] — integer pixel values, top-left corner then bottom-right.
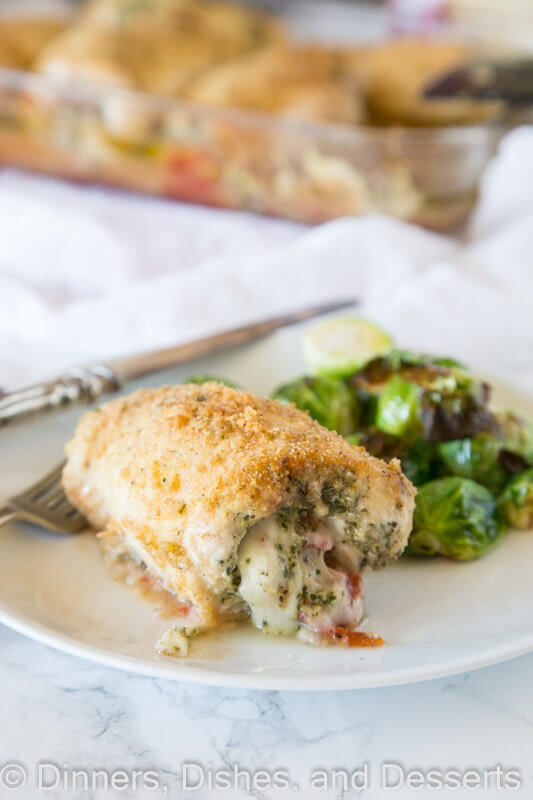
[[0, 66, 503, 229]]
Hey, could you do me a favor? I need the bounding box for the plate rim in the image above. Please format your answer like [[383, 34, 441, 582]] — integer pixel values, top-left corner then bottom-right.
[[2, 605, 533, 690]]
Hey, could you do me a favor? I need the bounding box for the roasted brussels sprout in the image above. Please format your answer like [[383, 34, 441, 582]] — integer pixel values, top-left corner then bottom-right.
[[351, 351, 496, 443], [498, 469, 533, 529], [438, 434, 509, 494], [406, 476, 503, 560], [303, 316, 393, 377], [375, 376, 424, 441], [400, 440, 436, 487], [272, 375, 358, 436], [495, 410, 533, 469], [437, 409, 533, 492], [186, 374, 241, 389]]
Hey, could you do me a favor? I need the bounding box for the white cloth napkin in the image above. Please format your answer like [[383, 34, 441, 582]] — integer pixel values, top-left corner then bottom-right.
[[1, 127, 532, 391]]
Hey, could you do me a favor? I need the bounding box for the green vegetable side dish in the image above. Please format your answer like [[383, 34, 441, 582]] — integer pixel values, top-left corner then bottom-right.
[[272, 375, 358, 437], [268, 315, 533, 563], [498, 469, 533, 529], [407, 477, 503, 560], [303, 317, 393, 378]]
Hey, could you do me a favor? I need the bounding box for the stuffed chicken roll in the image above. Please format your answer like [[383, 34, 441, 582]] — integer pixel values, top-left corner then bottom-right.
[[63, 383, 415, 647]]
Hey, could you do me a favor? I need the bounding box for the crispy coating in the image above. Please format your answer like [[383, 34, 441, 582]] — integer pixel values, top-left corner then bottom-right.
[[63, 383, 415, 629]]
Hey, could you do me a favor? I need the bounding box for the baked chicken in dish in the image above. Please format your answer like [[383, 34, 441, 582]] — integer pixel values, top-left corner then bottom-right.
[[63, 383, 415, 649]]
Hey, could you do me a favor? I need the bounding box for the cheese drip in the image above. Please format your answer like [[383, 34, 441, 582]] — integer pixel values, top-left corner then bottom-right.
[[237, 512, 365, 638]]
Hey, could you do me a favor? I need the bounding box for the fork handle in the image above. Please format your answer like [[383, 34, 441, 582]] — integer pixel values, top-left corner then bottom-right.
[[0, 506, 17, 527], [0, 366, 121, 428]]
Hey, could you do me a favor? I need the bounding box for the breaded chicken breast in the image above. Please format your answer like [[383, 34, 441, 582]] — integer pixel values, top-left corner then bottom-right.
[[63, 383, 415, 647]]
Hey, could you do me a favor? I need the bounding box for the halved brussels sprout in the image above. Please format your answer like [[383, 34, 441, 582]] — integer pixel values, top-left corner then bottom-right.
[[498, 469, 533, 530], [303, 317, 393, 378], [272, 375, 358, 436], [407, 476, 503, 560]]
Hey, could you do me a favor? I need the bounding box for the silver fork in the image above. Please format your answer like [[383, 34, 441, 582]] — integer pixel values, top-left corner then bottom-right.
[[0, 460, 87, 534]]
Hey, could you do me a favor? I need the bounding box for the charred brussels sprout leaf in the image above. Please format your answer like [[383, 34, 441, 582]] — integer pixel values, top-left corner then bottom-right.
[[407, 477, 503, 560], [186, 374, 241, 389], [438, 434, 508, 494], [498, 469, 533, 529], [303, 316, 393, 377], [272, 376, 358, 436]]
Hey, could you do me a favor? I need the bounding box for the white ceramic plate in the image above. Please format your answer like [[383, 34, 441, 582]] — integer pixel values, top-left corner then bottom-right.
[[1, 325, 532, 690]]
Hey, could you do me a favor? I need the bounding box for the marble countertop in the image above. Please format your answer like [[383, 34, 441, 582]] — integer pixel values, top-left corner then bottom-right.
[[2, 623, 532, 800]]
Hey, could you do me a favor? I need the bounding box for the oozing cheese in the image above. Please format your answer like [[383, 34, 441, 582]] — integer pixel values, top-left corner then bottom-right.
[[238, 516, 303, 635], [237, 512, 365, 639]]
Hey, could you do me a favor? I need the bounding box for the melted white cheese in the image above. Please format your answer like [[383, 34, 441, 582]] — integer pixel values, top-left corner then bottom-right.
[[237, 513, 365, 639], [237, 516, 302, 635]]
